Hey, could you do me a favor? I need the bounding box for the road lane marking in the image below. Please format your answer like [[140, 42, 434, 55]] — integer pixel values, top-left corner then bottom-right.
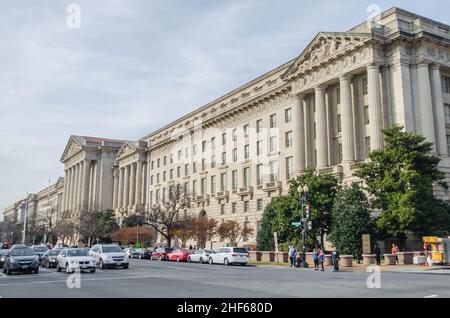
[[424, 294, 439, 298]]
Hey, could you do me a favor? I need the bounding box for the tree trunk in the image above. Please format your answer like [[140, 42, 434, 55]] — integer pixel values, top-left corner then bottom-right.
[[166, 235, 172, 248], [320, 233, 325, 252]]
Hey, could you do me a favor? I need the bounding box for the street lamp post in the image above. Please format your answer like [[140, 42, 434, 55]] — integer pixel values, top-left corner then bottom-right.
[[297, 184, 309, 268], [22, 195, 29, 244]]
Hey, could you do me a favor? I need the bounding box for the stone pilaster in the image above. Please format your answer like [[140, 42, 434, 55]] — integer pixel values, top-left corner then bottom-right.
[[291, 94, 305, 174], [430, 64, 448, 156], [417, 63, 436, 152], [367, 64, 384, 151], [339, 75, 355, 162], [315, 86, 328, 168]]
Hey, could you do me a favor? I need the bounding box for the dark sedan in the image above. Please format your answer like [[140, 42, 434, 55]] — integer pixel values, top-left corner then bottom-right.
[[31, 245, 49, 263], [3, 246, 40, 275], [130, 248, 152, 259], [40, 250, 61, 268]]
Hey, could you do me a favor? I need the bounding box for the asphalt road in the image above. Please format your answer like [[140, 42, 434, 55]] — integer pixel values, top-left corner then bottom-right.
[[0, 259, 449, 298]]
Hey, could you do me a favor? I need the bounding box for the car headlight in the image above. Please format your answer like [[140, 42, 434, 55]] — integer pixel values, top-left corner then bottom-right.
[[10, 258, 16, 263], [70, 260, 76, 264]]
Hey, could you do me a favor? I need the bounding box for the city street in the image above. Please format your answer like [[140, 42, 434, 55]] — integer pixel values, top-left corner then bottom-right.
[[0, 259, 449, 298]]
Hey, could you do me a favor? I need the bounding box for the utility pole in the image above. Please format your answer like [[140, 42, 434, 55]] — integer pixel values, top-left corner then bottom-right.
[[44, 179, 51, 244], [22, 194, 29, 244]]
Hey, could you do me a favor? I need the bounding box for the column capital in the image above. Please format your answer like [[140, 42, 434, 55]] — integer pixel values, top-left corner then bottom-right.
[[314, 85, 327, 92], [417, 61, 430, 68], [339, 74, 353, 82], [430, 63, 441, 71], [366, 63, 381, 70]]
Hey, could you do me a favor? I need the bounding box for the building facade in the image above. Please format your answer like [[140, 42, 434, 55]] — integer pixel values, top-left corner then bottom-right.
[[4, 7, 450, 248]]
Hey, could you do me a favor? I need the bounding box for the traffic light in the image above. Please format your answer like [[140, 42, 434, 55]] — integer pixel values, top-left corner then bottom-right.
[[306, 203, 312, 219]]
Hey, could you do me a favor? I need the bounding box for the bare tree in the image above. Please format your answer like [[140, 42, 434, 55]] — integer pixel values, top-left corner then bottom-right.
[[143, 185, 193, 248], [37, 206, 59, 245], [54, 210, 75, 245], [217, 220, 254, 246], [190, 217, 218, 248]]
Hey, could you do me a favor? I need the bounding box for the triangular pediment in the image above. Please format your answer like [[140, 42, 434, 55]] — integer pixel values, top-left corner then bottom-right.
[[60, 136, 84, 162], [116, 142, 139, 160], [283, 32, 372, 79]]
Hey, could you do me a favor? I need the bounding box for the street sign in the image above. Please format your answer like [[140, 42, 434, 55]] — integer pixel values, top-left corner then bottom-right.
[[291, 222, 301, 227]]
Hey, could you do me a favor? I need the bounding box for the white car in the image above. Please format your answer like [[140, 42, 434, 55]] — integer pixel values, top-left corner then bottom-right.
[[89, 244, 129, 269], [187, 249, 212, 264], [208, 247, 249, 266], [56, 248, 96, 273]]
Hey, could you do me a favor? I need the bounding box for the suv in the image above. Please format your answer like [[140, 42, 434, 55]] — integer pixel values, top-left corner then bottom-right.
[[2, 245, 40, 275], [89, 244, 129, 269], [208, 247, 249, 266], [31, 245, 49, 263]]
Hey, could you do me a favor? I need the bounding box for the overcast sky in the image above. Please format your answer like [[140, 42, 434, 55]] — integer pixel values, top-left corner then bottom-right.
[[1, 0, 449, 218]]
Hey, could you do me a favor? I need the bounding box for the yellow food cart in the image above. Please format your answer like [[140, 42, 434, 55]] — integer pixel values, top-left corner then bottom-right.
[[423, 236, 450, 265]]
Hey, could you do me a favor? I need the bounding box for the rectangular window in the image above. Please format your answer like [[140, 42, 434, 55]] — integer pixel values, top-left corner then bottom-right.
[[232, 148, 238, 162], [151, 161, 154, 170], [256, 119, 262, 133], [184, 182, 189, 195], [337, 88, 341, 104], [220, 173, 227, 191], [222, 132, 226, 145], [164, 156, 167, 166], [149, 191, 153, 205], [221, 152, 226, 165], [232, 128, 237, 142], [270, 114, 277, 128], [257, 199, 263, 211], [443, 75, 450, 93], [232, 203, 237, 214], [163, 171, 167, 182], [201, 178, 206, 195], [244, 145, 250, 160], [192, 180, 197, 197], [445, 104, 450, 124], [157, 158, 160, 168], [257, 164, 263, 185], [362, 77, 368, 95], [338, 143, 343, 163], [169, 169, 173, 180], [211, 176, 216, 194], [193, 162, 197, 173], [364, 106, 370, 125], [150, 175, 154, 186], [257, 141, 263, 156], [285, 131, 293, 148], [177, 166, 181, 178], [185, 164, 189, 176], [269, 160, 278, 182], [156, 173, 160, 184], [211, 137, 216, 151], [193, 144, 197, 156], [243, 167, 250, 187], [243, 201, 249, 213], [220, 204, 226, 215], [337, 114, 342, 133], [313, 122, 316, 139], [365, 137, 371, 155], [285, 108, 292, 123], [202, 159, 206, 171], [211, 155, 216, 168], [177, 150, 182, 161], [270, 136, 278, 152], [202, 141, 206, 152], [232, 170, 238, 190], [286, 156, 293, 180], [244, 124, 249, 137], [185, 147, 189, 158], [162, 188, 166, 202], [155, 189, 160, 203]]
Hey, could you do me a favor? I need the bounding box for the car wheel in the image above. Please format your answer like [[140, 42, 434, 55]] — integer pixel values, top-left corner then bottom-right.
[[240, 263, 247, 266], [209, 257, 213, 265], [123, 264, 129, 269], [56, 262, 62, 272], [33, 268, 39, 274], [224, 258, 229, 266], [199, 257, 203, 264], [187, 257, 191, 263], [90, 269, 96, 273], [100, 259, 106, 269]]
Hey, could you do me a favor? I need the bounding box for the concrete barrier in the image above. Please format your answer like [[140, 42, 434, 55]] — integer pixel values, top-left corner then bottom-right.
[[274, 252, 289, 263], [384, 254, 397, 265], [324, 254, 332, 266], [260, 251, 275, 262], [305, 252, 314, 266], [413, 251, 424, 258], [340, 255, 353, 267], [362, 254, 376, 266], [249, 251, 262, 261], [397, 252, 414, 265]]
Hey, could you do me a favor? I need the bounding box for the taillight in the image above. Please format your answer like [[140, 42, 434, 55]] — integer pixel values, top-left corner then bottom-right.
[[231, 254, 237, 257]]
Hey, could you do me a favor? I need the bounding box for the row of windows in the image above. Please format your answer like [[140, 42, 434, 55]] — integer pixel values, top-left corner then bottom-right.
[[150, 109, 294, 170], [443, 76, 450, 94]]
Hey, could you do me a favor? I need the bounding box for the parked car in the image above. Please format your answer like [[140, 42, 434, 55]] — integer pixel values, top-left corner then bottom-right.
[[187, 249, 212, 264], [56, 248, 96, 273], [31, 245, 49, 263], [2, 245, 40, 275], [40, 249, 61, 268], [208, 247, 249, 266], [0, 249, 9, 268], [151, 247, 173, 261], [89, 244, 129, 269], [123, 248, 134, 258], [130, 248, 151, 259], [167, 249, 191, 262]]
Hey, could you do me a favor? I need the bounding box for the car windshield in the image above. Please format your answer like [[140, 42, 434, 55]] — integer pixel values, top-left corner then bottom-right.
[[203, 250, 211, 254], [165, 248, 173, 253], [67, 250, 88, 257], [0, 250, 8, 256], [33, 246, 48, 253], [49, 251, 60, 256], [102, 246, 122, 253], [233, 248, 248, 254], [11, 248, 35, 257]]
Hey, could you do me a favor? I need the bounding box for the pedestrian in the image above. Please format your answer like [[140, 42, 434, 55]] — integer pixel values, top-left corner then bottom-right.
[[391, 243, 398, 263], [374, 244, 381, 266], [312, 248, 319, 271], [189, 244, 193, 250], [318, 248, 325, 271], [288, 245, 297, 268], [331, 247, 340, 272]]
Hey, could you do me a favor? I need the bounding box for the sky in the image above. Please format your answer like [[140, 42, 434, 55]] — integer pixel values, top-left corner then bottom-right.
[[1, 0, 450, 218]]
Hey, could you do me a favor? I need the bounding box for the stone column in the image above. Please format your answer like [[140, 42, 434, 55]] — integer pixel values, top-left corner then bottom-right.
[[124, 165, 130, 208], [76, 162, 83, 212], [129, 163, 136, 207], [80, 160, 91, 212], [367, 64, 384, 151], [135, 161, 143, 205], [63, 169, 69, 212], [69, 166, 76, 213], [292, 95, 306, 173], [430, 64, 448, 156], [417, 62, 436, 152], [303, 97, 313, 168], [340, 75, 355, 162], [118, 167, 124, 209], [113, 167, 119, 210], [315, 86, 328, 169]]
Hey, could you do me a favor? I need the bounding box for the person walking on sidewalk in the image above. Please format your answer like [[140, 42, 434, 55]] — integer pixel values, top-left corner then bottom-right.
[[391, 243, 399, 263], [318, 248, 325, 271], [288, 245, 297, 268], [331, 247, 340, 272], [374, 244, 381, 266], [313, 248, 319, 271]]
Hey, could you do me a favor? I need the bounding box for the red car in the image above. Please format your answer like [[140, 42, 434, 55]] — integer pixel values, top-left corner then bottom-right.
[[167, 249, 191, 262], [151, 247, 173, 261]]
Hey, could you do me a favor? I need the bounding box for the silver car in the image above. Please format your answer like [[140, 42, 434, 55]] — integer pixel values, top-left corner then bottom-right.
[[187, 249, 212, 264], [89, 244, 129, 269]]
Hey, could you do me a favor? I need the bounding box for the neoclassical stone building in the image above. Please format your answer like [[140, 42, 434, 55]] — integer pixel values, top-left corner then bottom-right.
[[8, 7, 449, 248]]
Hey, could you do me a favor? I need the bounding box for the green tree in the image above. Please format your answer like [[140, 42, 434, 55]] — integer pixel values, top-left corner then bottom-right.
[[330, 183, 374, 258], [354, 125, 449, 248], [289, 169, 339, 249], [256, 205, 277, 251]]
